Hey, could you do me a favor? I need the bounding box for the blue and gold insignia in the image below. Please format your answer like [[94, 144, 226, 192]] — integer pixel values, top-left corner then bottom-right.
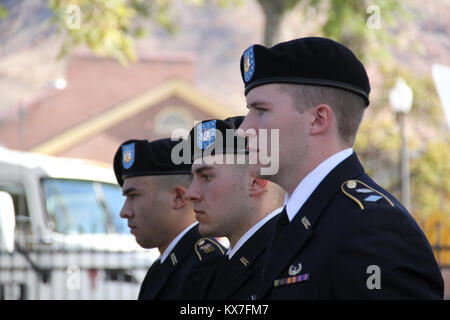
[[194, 238, 225, 261], [243, 45, 255, 82], [341, 180, 395, 210], [196, 120, 216, 150], [274, 273, 310, 288], [121, 142, 135, 169]]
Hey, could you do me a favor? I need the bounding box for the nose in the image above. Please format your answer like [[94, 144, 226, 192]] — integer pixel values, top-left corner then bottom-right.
[[186, 180, 201, 202], [120, 200, 133, 219], [237, 114, 255, 134]]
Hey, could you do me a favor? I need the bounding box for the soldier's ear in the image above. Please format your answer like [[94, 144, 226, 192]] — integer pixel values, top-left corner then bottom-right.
[[172, 185, 189, 209], [249, 173, 268, 197], [309, 103, 334, 136]]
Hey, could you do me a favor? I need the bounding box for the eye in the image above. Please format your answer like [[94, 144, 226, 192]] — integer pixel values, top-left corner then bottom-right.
[[127, 194, 138, 200], [255, 107, 267, 115], [201, 174, 212, 182]]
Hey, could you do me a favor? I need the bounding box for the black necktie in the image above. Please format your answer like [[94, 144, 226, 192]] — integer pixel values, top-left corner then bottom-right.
[[261, 207, 289, 283], [274, 207, 289, 240], [214, 253, 231, 276], [206, 253, 231, 298]]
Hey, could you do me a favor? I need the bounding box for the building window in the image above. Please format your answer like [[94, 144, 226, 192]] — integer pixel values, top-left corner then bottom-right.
[[153, 106, 194, 137]]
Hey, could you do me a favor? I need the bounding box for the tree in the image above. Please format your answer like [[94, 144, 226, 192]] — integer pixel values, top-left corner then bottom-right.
[[0, 1, 7, 19], [411, 137, 450, 265], [254, 0, 406, 57], [46, 0, 242, 65], [320, 0, 405, 63], [255, 0, 307, 46], [48, 0, 176, 65]]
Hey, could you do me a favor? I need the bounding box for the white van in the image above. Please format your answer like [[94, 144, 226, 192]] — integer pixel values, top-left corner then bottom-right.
[[0, 147, 159, 299]]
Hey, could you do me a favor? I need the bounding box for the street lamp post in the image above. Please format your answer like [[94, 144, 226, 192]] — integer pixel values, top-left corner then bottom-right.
[[389, 77, 413, 212]]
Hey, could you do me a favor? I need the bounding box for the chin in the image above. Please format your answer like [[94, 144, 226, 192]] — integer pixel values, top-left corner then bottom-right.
[[198, 224, 213, 237], [136, 238, 153, 249]]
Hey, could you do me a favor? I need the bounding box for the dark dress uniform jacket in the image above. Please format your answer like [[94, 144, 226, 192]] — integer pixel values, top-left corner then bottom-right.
[[257, 153, 444, 299], [202, 214, 279, 300], [138, 225, 225, 300]]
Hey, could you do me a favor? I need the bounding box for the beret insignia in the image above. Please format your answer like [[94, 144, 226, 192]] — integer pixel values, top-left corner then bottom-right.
[[243, 45, 255, 82], [121, 142, 135, 169], [189, 116, 248, 162], [196, 120, 216, 150]]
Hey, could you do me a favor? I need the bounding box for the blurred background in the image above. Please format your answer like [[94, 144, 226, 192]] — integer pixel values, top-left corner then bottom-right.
[[0, 0, 448, 299]]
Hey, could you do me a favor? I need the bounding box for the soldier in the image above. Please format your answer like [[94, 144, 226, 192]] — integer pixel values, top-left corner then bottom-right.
[[113, 138, 225, 300], [238, 37, 444, 299], [185, 116, 285, 299]]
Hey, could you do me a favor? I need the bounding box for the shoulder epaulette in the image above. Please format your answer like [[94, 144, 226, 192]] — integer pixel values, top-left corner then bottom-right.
[[194, 238, 226, 261], [341, 180, 395, 211]]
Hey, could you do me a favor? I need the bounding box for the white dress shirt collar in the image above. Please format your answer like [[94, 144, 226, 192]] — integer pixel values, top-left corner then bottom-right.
[[284, 148, 353, 221], [227, 206, 284, 259], [160, 222, 198, 263]]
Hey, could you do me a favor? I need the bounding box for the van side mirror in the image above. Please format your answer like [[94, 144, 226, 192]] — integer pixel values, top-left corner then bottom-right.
[[0, 191, 15, 253]]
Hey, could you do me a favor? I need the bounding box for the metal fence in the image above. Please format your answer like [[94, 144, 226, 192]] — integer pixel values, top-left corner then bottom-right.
[[0, 242, 156, 300]]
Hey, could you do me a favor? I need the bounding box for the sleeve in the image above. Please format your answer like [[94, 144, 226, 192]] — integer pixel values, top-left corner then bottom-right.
[[330, 206, 444, 299]]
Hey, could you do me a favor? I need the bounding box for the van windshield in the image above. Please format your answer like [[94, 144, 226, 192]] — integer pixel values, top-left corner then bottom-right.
[[42, 178, 127, 235]]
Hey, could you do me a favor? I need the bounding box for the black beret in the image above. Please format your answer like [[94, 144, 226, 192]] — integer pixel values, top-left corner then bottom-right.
[[240, 37, 370, 106], [113, 138, 191, 186], [187, 116, 248, 161]]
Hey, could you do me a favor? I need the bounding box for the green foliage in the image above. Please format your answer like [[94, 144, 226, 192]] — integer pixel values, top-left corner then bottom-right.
[[48, 0, 185, 65], [46, 0, 245, 64], [0, 4, 7, 19], [399, 73, 445, 128], [411, 137, 450, 217], [49, 0, 141, 65], [321, 0, 409, 64]]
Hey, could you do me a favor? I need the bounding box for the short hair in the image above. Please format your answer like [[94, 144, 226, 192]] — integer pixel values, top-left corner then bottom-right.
[[155, 174, 193, 190], [278, 84, 366, 146]]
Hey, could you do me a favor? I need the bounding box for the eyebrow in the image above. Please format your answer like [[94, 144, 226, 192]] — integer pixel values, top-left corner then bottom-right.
[[247, 101, 271, 109], [193, 165, 215, 175], [122, 187, 138, 196]]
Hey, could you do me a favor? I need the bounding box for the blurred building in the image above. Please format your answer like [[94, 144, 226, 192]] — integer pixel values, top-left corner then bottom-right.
[[0, 52, 240, 164]]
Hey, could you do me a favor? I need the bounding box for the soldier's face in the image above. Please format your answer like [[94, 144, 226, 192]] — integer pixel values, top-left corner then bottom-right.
[[187, 156, 250, 241], [239, 83, 309, 185], [120, 176, 172, 249]]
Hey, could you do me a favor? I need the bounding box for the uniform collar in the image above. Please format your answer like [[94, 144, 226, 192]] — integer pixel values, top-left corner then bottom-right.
[[285, 148, 353, 221], [227, 207, 284, 259], [160, 222, 198, 263]]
